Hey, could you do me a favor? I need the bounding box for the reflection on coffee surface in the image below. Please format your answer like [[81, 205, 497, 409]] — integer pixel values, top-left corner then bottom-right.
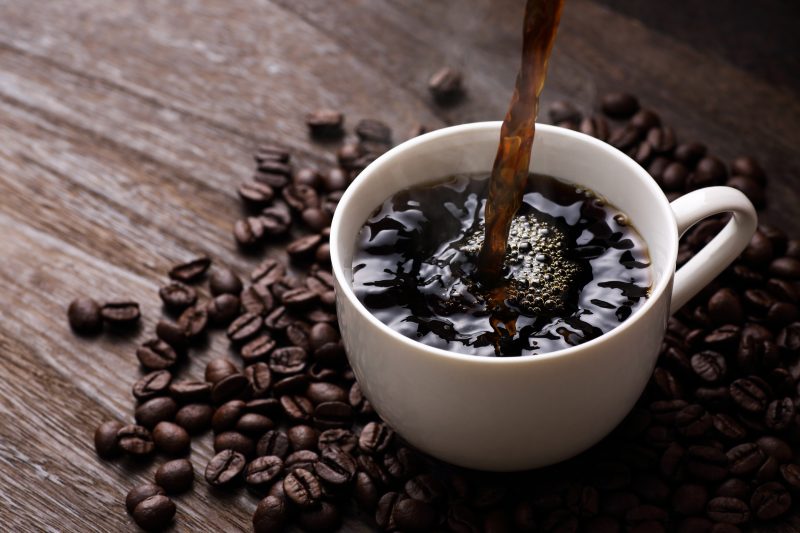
[[352, 173, 652, 356]]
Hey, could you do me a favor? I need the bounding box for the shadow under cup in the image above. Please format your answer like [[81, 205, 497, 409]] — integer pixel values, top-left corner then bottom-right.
[[330, 122, 679, 471]]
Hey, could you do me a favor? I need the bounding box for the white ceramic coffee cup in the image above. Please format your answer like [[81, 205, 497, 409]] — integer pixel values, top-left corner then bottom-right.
[[330, 122, 757, 471]]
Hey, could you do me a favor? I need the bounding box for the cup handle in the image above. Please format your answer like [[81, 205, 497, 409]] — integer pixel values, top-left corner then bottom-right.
[[669, 186, 758, 312]]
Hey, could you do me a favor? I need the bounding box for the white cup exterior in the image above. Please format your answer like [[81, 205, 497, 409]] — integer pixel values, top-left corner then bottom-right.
[[330, 122, 756, 471]]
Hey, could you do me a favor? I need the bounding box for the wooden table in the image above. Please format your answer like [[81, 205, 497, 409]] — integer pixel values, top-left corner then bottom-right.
[[1, 1, 797, 530]]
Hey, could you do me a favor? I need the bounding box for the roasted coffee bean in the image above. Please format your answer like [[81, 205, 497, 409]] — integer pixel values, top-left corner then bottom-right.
[[284, 468, 323, 507], [548, 100, 581, 123], [376, 491, 403, 530], [428, 67, 464, 103], [712, 413, 747, 441], [764, 397, 795, 430], [254, 169, 290, 190], [731, 156, 766, 185], [355, 118, 392, 144], [297, 501, 341, 532], [779, 464, 800, 490], [287, 425, 318, 451], [691, 351, 727, 382], [674, 142, 707, 166], [307, 382, 347, 405], [769, 257, 800, 280], [306, 109, 344, 138], [155, 320, 188, 351], [283, 184, 319, 212], [286, 234, 322, 261], [384, 447, 420, 481], [133, 370, 172, 402], [241, 286, 274, 318], [321, 168, 348, 192], [212, 373, 251, 404], [209, 268, 243, 297], [676, 404, 712, 437], [126, 483, 165, 514], [630, 109, 661, 131], [393, 497, 437, 532], [293, 167, 323, 189], [349, 381, 373, 415], [727, 176, 765, 208], [158, 282, 197, 311], [94, 420, 123, 458], [750, 482, 791, 520], [652, 368, 683, 399], [359, 455, 392, 487], [152, 421, 190, 456], [168, 380, 210, 403], [117, 424, 155, 455], [273, 374, 309, 396], [131, 494, 175, 531], [359, 422, 394, 454], [213, 400, 247, 433], [646, 126, 677, 155], [236, 413, 274, 437], [405, 473, 445, 504], [100, 301, 140, 325], [708, 288, 743, 325], [252, 495, 287, 533], [234, 217, 265, 246], [649, 400, 687, 424], [686, 445, 728, 482], [136, 339, 178, 370], [269, 346, 307, 374], [318, 429, 357, 454], [252, 260, 287, 288], [301, 207, 331, 232], [601, 92, 639, 118], [214, 431, 255, 457], [245, 362, 273, 398], [313, 401, 353, 429], [727, 443, 765, 475], [280, 394, 314, 422], [257, 430, 291, 459], [777, 322, 800, 350], [308, 323, 338, 351], [579, 115, 610, 141], [730, 377, 770, 413], [227, 312, 263, 343], [135, 397, 178, 428], [354, 471, 380, 511], [246, 455, 284, 487], [238, 180, 275, 207], [285, 322, 311, 351], [281, 287, 318, 309], [246, 398, 281, 418], [260, 206, 291, 235], [155, 458, 194, 494], [285, 449, 319, 474], [177, 305, 208, 338], [337, 142, 361, 169], [169, 256, 211, 282], [315, 445, 357, 486], [609, 125, 641, 151], [205, 358, 238, 384], [206, 449, 246, 486], [67, 297, 103, 334], [174, 403, 213, 434]]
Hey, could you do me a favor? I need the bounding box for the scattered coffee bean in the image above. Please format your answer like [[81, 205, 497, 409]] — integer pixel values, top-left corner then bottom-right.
[[355, 118, 392, 144], [205, 358, 238, 384], [287, 424, 318, 451], [306, 109, 344, 138], [360, 422, 394, 454], [67, 297, 103, 334], [168, 380, 211, 403], [428, 67, 463, 102], [211, 372, 251, 405], [137, 339, 178, 371], [257, 430, 291, 459], [209, 268, 243, 296], [177, 305, 208, 338], [131, 494, 175, 531], [750, 482, 791, 520], [155, 320, 188, 351], [280, 394, 314, 422], [155, 458, 193, 494], [238, 180, 275, 208], [100, 301, 141, 325], [135, 396, 178, 429], [206, 449, 246, 486], [245, 455, 284, 487], [227, 312, 263, 343], [126, 483, 165, 514], [158, 282, 197, 311], [133, 370, 172, 402], [284, 468, 323, 508], [117, 424, 155, 455], [174, 403, 213, 434], [601, 92, 639, 118], [94, 420, 123, 458], [152, 421, 190, 455], [169, 256, 211, 282]]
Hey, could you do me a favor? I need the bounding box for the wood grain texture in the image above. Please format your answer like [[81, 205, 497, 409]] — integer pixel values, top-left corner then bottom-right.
[[0, 0, 797, 531]]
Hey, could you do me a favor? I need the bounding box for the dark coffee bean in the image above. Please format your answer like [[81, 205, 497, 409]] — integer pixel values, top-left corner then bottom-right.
[[579, 115, 610, 141], [751, 482, 791, 520], [212, 373, 251, 405], [280, 395, 314, 422], [337, 142, 361, 170], [609, 124, 641, 151], [661, 161, 688, 191], [209, 268, 243, 297], [353, 471, 380, 511], [284, 468, 322, 508], [152, 421, 190, 455], [315, 445, 357, 486], [213, 400, 246, 433], [393, 497, 436, 532], [359, 422, 394, 454], [716, 479, 750, 501], [236, 413, 274, 437], [136, 339, 178, 371], [357, 454, 392, 488], [318, 429, 357, 454], [405, 473, 445, 504], [695, 386, 731, 411], [727, 176, 765, 208], [712, 413, 747, 441], [131, 494, 175, 531], [155, 320, 188, 351], [757, 436, 793, 463], [254, 169, 290, 190], [257, 430, 290, 459], [273, 374, 309, 396], [169, 256, 211, 282], [777, 322, 800, 351], [126, 483, 165, 514], [283, 183, 319, 212], [158, 282, 197, 311], [117, 424, 155, 455], [254, 142, 290, 163], [428, 66, 463, 102], [355, 118, 392, 144], [285, 322, 311, 351], [260, 205, 292, 235], [676, 404, 712, 437], [155, 458, 193, 494], [285, 425, 316, 452], [691, 351, 727, 382], [241, 286, 274, 317], [376, 491, 402, 530], [177, 305, 208, 338], [287, 234, 322, 261], [321, 168, 348, 192], [269, 346, 307, 375], [306, 382, 347, 405], [727, 443, 766, 475], [94, 420, 123, 458], [246, 398, 281, 418], [281, 287, 318, 309], [301, 208, 331, 232], [252, 495, 287, 533], [175, 403, 213, 434], [646, 126, 676, 153], [630, 109, 661, 130], [348, 381, 373, 414], [205, 358, 238, 384], [706, 497, 749, 524], [649, 400, 687, 424], [731, 156, 766, 184], [730, 377, 770, 413], [206, 449, 246, 486], [293, 167, 323, 189], [306, 109, 344, 138], [307, 323, 336, 350], [779, 464, 800, 490], [100, 301, 140, 325], [674, 142, 707, 166], [133, 370, 172, 402], [548, 100, 581, 123], [245, 362, 273, 398], [234, 217, 265, 246], [135, 397, 178, 428], [764, 397, 795, 430], [168, 380, 210, 403], [686, 446, 728, 482], [227, 312, 263, 343], [601, 92, 639, 118], [238, 180, 274, 208], [214, 431, 255, 457], [285, 449, 319, 473], [770, 257, 800, 280], [245, 455, 284, 487], [313, 401, 353, 429], [708, 288, 743, 325], [67, 297, 102, 334], [264, 306, 294, 331]]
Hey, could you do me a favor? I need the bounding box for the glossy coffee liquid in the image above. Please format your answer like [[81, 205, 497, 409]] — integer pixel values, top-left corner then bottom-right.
[[352, 173, 652, 356]]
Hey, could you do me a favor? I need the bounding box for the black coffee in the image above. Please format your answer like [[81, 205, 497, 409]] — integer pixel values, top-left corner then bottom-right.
[[352, 173, 652, 356]]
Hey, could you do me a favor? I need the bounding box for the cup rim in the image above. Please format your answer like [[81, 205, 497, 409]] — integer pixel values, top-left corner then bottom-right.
[[330, 121, 678, 365]]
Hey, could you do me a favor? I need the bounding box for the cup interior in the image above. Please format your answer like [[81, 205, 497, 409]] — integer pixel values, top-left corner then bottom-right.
[[330, 122, 678, 361]]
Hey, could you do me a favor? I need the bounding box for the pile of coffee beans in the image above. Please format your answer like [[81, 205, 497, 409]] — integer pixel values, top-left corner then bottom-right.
[[76, 99, 799, 532]]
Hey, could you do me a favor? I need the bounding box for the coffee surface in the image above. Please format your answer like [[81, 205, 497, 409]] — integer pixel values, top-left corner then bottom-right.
[[352, 173, 652, 356]]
